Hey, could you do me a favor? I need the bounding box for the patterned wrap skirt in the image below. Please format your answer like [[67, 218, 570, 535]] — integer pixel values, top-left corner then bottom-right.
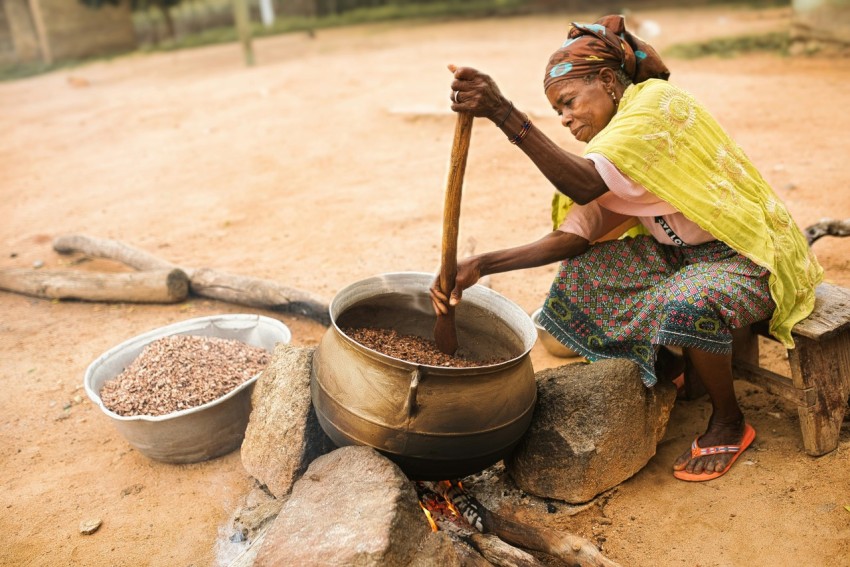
[[538, 235, 775, 387]]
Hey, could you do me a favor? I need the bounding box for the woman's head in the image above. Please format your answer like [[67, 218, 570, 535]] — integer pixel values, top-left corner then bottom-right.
[[545, 68, 624, 143], [544, 14, 669, 90], [543, 14, 669, 141]]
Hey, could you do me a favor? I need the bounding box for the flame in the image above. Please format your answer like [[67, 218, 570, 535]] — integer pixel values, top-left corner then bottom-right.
[[436, 480, 461, 518], [419, 501, 438, 532], [416, 480, 473, 532]]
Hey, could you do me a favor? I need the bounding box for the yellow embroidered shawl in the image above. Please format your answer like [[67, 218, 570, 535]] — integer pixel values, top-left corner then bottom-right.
[[558, 79, 822, 347]]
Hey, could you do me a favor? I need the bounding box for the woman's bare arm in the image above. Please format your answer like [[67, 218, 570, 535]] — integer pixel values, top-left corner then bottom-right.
[[431, 231, 589, 314], [449, 65, 607, 204], [500, 113, 607, 204]]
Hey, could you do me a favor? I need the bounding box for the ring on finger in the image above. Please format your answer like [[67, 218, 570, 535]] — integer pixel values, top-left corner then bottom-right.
[[453, 90, 461, 103]]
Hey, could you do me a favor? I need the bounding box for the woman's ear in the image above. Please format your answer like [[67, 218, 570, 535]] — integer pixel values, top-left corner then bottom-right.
[[598, 67, 617, 90]]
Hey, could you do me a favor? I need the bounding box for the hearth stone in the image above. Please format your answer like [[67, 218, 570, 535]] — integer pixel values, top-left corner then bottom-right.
[[241, 345, 335, 498], [254, 446, 432, 566], [507, 358, 677, 504]]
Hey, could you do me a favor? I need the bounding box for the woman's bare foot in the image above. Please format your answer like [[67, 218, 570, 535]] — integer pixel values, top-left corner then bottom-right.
[[673, 416, 746, 475]]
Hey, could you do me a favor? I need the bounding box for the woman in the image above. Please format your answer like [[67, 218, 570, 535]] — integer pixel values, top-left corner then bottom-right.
[[430, 15, 823, 482]]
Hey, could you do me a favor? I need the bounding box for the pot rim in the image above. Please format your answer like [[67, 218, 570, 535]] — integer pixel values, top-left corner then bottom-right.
[[328, 271, 536, 371]]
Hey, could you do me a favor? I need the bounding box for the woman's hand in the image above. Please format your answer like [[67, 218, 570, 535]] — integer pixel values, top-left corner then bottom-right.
[[430, 256, 482, 316], [448, 64, 511, 122]]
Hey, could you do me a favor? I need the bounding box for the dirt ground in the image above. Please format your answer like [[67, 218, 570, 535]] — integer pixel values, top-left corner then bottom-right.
[[2, 4, 849, 566]]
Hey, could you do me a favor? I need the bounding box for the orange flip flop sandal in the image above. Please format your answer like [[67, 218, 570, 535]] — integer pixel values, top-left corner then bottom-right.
[[673, 423, 756, 482]]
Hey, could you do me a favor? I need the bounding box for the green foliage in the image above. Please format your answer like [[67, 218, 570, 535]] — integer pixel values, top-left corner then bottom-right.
[[0, 60, 82, 82], [79, 0, 121, 6], [664, 31, 790, 59], [136, 0, 530, 53], [260, 0, 528, 32], [79, 0, 181, 8]]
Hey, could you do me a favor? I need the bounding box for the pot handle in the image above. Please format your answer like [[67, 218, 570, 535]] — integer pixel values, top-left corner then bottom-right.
[[404, 367, 422, 419]]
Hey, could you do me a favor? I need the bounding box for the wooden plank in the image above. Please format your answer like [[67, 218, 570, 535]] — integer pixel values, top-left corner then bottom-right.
[[788, 333, 850, 392], [792, 283, 850, 341], [733, 283, 850, 457], [732, 360, 815, 407], [788, 333, 850, 456], [748, 284, 850, 342]]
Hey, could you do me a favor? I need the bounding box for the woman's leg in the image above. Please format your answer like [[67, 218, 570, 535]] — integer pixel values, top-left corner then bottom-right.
[[654, 345, 685, 388], [541, 236, 682, 385], [672, 348, 746, 474]]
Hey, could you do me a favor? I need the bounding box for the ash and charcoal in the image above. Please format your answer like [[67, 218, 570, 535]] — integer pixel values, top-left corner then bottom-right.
[[100, 334, 270, 417], [343, 326, 509, 367]]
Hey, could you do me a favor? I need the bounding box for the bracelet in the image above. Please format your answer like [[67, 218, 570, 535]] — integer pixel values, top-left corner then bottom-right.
[[495, 101, 514, 128], [509, 115, 531, 146]]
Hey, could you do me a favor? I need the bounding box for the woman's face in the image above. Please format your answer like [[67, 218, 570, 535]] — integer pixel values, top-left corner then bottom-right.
[[545, 75, 615, 143]]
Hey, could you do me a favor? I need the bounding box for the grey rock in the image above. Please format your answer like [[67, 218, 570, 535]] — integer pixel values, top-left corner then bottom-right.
[[506, 358, 676, 504], [254, 446, 432, 567], [241, 344, 336, 498]]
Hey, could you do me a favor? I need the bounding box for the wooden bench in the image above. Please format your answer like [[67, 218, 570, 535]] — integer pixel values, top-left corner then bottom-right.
[[731, 283, 850, 456]]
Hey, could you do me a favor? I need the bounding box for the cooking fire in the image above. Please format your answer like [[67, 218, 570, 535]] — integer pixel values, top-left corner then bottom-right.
[[410, 478, 620, 566], [415, 480, 479, 533]]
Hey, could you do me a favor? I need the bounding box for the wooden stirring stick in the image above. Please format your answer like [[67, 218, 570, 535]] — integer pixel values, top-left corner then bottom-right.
[[434, 112, 474, 355]]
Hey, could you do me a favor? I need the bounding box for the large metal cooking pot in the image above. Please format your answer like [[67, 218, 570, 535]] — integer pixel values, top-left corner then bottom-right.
[[311, 272, 537, 480]]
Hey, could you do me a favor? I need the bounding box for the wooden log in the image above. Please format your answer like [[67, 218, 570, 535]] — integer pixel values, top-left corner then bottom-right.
[[0, 268, 189, 303], [451, 536, 495, 567], [479, 504, 620, 567], [53, 234, 181, 273], [804, 218, 850, 245], [430, 481, 621, 567], [53, 234, 331, 325], [50, 232, 484, 326], [418, 481, 538, 566], [190, 268, 330, 325], [468, 532, 545, 567]]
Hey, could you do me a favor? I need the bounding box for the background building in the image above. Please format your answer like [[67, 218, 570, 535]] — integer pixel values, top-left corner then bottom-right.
[[0, 0, 136, 65]]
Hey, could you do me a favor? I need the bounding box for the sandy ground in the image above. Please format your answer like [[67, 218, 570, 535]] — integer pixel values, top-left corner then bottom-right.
[[2, 4, 849, 566]]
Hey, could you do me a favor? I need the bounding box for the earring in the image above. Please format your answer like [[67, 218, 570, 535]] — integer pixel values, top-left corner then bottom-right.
[[609, 91, 618, 106]]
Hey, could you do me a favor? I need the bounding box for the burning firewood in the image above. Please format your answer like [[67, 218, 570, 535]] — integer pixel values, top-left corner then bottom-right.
[[421, 480, 622, 567], [417, 482, 546, 567]]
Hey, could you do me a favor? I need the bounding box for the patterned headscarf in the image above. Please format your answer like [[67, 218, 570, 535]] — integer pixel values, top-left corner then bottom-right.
[[544, 14, 670, 91]]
